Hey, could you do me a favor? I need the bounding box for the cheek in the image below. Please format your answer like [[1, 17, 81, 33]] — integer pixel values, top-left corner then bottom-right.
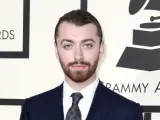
[[83, 50, 99, 62], [58, 50, 74, 63]]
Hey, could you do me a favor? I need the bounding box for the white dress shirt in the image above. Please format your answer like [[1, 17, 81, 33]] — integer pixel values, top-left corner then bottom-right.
[[63, 78, 99, 120]]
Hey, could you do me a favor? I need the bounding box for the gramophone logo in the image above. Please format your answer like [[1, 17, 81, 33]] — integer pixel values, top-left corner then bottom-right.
[[117, 0, 160, 71]]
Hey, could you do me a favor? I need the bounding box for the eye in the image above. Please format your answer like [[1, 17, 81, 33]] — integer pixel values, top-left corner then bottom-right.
[[83, 43, 93, 49], [63, 44, 73, 49]]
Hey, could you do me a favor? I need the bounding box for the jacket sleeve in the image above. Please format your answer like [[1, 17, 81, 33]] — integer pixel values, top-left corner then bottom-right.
[[129, 103, 143, 120], [20, 99, 29, 120]]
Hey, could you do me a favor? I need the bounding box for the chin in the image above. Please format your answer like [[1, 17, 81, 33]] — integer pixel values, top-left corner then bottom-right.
[[72, 79, 87, 83]]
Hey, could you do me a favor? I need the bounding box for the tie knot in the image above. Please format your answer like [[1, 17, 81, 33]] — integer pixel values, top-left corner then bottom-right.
[[71, 92, 83, 105]]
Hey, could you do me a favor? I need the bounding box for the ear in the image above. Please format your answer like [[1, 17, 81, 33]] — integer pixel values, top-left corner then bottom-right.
[[54, 42, 59, 61], [99, 41, 104, 61]]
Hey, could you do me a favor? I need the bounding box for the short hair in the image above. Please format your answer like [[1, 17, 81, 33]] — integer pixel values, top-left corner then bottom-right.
[[54, 9, 103, 44]]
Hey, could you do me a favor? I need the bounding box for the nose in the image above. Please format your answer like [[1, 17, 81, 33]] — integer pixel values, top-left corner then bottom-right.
[[74, 45, 83, 61]]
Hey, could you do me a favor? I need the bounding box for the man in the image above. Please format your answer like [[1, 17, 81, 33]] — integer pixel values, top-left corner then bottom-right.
[[20, 9, 143, 120]]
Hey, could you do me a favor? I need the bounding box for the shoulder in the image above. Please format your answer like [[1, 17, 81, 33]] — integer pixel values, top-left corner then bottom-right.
[[20, 84, 63, 119], [99, 82, 142, 113], [101, 85, 142, 119], [24, 83, 63, 106]]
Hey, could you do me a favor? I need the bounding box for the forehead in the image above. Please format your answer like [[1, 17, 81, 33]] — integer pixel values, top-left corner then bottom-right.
[[57, 22, 99, 42]]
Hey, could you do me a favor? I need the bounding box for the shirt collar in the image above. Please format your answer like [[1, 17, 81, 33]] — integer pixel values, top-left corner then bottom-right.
[[63, 78, 99, 102]]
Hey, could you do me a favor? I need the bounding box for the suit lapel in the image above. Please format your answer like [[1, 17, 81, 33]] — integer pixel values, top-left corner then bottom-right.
[[45, 83, 64, 120], [86, 81, 112, 120]]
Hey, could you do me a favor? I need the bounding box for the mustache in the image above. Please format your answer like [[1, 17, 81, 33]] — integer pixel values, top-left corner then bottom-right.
[[68, 61, 91, 66]]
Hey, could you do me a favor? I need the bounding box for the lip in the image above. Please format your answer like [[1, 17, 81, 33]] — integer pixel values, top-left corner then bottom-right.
[[71, 64, 87, 68]]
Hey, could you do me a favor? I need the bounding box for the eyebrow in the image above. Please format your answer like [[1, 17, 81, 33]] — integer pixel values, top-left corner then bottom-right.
[[82, 39, 95, 43], [60, 38, 95, 45], [60, 39, 74, 45]]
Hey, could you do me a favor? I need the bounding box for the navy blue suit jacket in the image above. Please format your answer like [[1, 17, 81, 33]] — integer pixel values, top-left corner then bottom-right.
[[20, 81, 143, 120]]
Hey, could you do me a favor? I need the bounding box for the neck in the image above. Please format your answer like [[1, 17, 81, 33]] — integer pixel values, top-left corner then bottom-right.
[[65, 74, 97, 91]]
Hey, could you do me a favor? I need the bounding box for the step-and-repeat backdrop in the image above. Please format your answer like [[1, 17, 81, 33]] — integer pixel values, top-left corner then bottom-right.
[[0, 0, 160, 120]]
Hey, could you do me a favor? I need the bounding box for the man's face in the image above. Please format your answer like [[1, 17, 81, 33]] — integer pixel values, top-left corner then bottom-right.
[[55, 22, 104, 83]]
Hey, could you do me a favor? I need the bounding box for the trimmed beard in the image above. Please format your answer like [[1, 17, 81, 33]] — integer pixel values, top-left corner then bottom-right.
[[59, 57, 99, 83]]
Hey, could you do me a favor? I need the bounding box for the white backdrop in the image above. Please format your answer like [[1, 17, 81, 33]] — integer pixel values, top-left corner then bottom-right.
[[0, 0, 160, 120]]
